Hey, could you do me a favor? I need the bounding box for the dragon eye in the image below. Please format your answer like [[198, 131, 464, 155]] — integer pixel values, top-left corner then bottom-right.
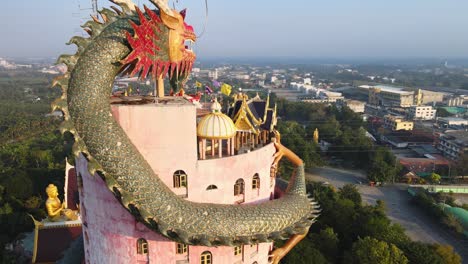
[[184, 40, 193, 51]]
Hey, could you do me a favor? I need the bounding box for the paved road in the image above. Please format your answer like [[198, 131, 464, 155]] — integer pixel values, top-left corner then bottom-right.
[[307, 166, 468, 262]]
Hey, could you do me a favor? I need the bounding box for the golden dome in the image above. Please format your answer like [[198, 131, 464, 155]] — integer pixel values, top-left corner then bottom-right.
[[197, 100, 236, 139]]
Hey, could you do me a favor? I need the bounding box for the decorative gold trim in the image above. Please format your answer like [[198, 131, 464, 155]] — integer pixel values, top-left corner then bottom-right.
[[263, 94, 270, 123], [29, 214, 39, 263], [232, 98, 262, 126], [234, 111, 259, 135], [29, 213, 82, 263], [37, 222, 82, 230]]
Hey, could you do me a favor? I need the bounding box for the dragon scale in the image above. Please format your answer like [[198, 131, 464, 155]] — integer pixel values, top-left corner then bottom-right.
[[56, 4, 319, 247]]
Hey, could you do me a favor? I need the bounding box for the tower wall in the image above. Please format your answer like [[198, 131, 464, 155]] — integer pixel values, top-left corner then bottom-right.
[[78, 103, 275, 263]]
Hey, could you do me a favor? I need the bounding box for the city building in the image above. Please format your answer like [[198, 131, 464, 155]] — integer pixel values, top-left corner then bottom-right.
[[416, 89, 445, 105], [408, 105, 437, 120], [342, 99, 365, 113], [399, 155, 450, 183], [360, 85, 445, 108], [360, 85, 414, 107], [193, 69, 219, 79], [437, 117, 468, 127], [381, 130, 434, 148], [445, 95, 466, 107], [437, 131, 468, 160], [290, 82, 316, 94], [384, 115, 414, 131], [208, 69, 218, 79], [0, 57, 32, 69]]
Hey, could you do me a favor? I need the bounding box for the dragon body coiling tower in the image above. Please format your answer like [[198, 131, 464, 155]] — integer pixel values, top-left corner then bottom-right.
[[54, 0, 319, 263], [77, 101, 278, 263]]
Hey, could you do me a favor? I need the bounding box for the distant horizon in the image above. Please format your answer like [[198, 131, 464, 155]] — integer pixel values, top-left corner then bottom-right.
[[5, 55, 468, 67], [2, 1, 468, 59]]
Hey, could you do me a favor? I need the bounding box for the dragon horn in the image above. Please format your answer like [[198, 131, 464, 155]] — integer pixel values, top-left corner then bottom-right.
[[149, 0, 174, 16], [149, 0, 180, 29], [110, 0, 136, 13]]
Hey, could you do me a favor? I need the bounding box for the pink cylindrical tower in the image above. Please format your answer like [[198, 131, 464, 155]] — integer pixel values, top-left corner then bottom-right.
[[77, 101, 277, 263]]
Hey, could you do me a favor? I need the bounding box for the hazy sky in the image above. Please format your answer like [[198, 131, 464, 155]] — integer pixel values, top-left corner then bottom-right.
[[1, 0, 468, 59]]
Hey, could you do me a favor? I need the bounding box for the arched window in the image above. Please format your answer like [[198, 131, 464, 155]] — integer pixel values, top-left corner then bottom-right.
[[137, 238, 148, 255], [206, 185, 218, 190], [173, 170, 187, 188], [200, 251, 212, 264], [234, 179, 245, 196], [252, 174, 260, 189]]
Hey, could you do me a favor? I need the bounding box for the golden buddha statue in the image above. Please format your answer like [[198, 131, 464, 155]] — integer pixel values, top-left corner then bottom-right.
[[45, 184, 78, 222], [313, 128, 319, 144]]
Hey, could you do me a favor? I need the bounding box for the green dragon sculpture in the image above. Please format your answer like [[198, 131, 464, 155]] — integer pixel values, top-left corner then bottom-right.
[[52, 0, 319, 252]]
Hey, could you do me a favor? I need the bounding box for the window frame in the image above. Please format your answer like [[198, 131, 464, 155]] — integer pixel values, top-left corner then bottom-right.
[[173, 170, 188, 188], [252, 174, 260, 189], [176, 243, 187, 254], [234, 246, 243, 256], [234, 179, 245, 196], [137, 238, 149, 255], [201, 251, 212, 264]]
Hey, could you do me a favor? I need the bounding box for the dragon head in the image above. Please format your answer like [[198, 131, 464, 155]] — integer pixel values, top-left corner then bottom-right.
[[122, 1, 196, 91]]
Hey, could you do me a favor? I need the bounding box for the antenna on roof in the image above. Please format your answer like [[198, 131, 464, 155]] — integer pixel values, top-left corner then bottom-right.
[[73, 0, 99, 36], [91, 0, 99, 16]]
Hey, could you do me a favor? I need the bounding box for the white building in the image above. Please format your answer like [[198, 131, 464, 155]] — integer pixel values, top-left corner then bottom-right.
[[437, 117, 468, 127], [208, 69, 218, 79], [408, 106, 436, 120], [344, 100, 365, 113], [290, 82, 317, 94]]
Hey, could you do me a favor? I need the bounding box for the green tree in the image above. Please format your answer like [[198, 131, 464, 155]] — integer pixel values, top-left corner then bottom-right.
[[1, 171, 33, 200], [281, 237, 328, 264], [430, 172, 441, 184], [277, 121, 323, 178], [349, 237, 408, 264], [452, 154, 468, 177], [434, 245, 462, 264], [401, 242, 444, 264], [309, 227, 339, 263], [367, 147, 398, 183], [339, 184, 362, 206]]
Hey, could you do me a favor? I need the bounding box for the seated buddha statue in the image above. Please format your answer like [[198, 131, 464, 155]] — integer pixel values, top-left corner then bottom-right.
[[45, 184, 78, 222]]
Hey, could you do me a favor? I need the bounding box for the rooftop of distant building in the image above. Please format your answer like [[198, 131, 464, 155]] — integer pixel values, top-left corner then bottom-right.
[[359, 84, 414, 95]]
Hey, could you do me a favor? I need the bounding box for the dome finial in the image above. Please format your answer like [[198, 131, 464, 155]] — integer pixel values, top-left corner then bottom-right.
[[210, 97, 222, 113]]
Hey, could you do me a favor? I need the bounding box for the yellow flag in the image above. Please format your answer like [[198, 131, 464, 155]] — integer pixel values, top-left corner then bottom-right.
[[195, 81, 202, 88], [221, 83, 232, 96]]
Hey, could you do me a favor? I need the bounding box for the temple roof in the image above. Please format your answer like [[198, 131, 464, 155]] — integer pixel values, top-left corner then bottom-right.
[[31, 218, 82, 263], [228, 93, 276, 133]]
